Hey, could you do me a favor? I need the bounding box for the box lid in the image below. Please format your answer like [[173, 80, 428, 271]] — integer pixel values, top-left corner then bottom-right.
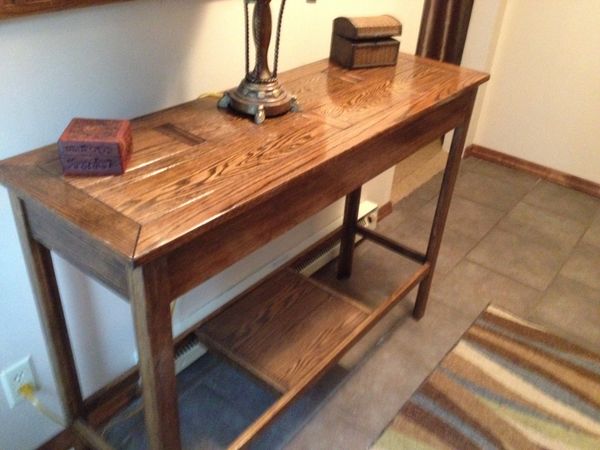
[[333, 15, 402, 40]]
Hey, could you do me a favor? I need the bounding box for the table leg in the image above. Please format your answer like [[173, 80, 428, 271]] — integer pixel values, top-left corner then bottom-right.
[[129, 261, 181, 450], [337, 187, 362, 279], [9, 194, 85, 423], [413, 122, 470, 319]]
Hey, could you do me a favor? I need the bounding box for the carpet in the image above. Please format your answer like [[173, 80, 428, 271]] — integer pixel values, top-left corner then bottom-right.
[[371, 305, 600, 449]]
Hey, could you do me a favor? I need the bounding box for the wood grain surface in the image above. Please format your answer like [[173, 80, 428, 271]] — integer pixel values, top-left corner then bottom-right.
[[414, 96, 475, 319], [164, 88, 476, 302], [0, 0, 133, 20], [196, 269, 369, 393], [0, 54, 488, 278]]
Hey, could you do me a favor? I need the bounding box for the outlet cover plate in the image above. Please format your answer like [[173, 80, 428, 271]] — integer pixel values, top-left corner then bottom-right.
[[1, 356, 36, 408]]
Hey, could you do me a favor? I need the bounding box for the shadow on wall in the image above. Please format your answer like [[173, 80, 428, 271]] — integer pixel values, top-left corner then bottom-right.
[[0, 2, 218, 449]]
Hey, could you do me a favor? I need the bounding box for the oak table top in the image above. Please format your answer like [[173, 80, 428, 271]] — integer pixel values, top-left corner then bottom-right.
[[0, 53, 488, 268]]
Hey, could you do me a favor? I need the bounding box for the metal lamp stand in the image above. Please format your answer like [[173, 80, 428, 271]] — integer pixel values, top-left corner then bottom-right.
[[219, 0, 298, 124]]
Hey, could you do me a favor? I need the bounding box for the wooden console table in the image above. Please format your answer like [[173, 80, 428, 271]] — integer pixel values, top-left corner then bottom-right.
[[0, 54, 488, 450]]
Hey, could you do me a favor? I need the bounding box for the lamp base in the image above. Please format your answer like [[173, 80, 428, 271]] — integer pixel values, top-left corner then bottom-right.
[[218, 77, 298, 124]]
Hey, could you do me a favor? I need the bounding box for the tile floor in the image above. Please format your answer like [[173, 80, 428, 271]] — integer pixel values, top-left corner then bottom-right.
[[287, 157, 600, 449], [106, 157, 600, 450]]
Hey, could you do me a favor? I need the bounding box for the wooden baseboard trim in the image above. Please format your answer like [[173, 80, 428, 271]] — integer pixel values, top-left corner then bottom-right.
[[38, 426, 78, 450], [464, 145, 600, 199], [377, 201, 393, 221]]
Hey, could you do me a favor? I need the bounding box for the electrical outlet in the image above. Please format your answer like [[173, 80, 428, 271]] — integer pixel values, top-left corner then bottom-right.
[[1, 356, 36, 408]]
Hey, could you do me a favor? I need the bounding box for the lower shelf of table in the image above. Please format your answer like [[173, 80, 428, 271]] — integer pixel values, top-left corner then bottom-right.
[[196, 268, 372, 393], [69, 237, 431, 450]]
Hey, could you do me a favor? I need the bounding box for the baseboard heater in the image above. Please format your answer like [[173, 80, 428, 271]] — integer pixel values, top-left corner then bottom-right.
[[174, 201, 379, 374]]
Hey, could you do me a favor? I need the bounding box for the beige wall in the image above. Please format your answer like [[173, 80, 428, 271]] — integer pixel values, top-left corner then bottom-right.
[[473, 0, 600, 183], [442, 0, 507, 152], [460, 0, 507, 148]]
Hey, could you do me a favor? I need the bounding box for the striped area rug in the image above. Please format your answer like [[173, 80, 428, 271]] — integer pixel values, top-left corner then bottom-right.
[[371, 305, 600, 449]]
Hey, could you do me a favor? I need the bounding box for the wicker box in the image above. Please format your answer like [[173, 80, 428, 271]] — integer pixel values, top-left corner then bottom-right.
[[330, 15, 402, 69]]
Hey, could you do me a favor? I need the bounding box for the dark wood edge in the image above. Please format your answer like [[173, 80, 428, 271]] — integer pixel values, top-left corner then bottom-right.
[[38, 426, 78, 450], [196, 331, 288, 394], [356, 225, 427, 263], [128, 259, 182, 450], [84, 366, 140, 427], [298, 270, 373, 315], [209, 350, 286, 397], [377, 201, 393, 221], [337, 188, 362, 279], [135, 85, 484, 265], [22, 198, 130, 298], [414, 91, 477, 320], [0, 165, 140, 261], [0, 0, 133, 21], [464, 144, 600, 199]]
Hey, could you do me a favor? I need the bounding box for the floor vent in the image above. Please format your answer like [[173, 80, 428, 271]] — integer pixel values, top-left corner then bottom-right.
[[175, 335, 206, 375]]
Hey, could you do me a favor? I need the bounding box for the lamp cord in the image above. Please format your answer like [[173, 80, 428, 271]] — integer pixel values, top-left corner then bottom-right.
[[273, 0, 287, 78], [244, 0, 251, 75], [244, 0, 287, 80], [18, 384, 66, 428]]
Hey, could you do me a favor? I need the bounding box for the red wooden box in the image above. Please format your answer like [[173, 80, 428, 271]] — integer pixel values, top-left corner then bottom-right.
[[58, 118, 132, 176]]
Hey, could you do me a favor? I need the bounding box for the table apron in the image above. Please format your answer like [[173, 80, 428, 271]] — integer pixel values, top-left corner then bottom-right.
[[14, 89, 475, 306], [163, 89, 475, 303], [21, 198, 131, 298]]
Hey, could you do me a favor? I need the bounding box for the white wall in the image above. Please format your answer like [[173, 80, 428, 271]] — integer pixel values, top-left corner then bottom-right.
[[473, 0, 600, 183], [0, 1, 424, 448]]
